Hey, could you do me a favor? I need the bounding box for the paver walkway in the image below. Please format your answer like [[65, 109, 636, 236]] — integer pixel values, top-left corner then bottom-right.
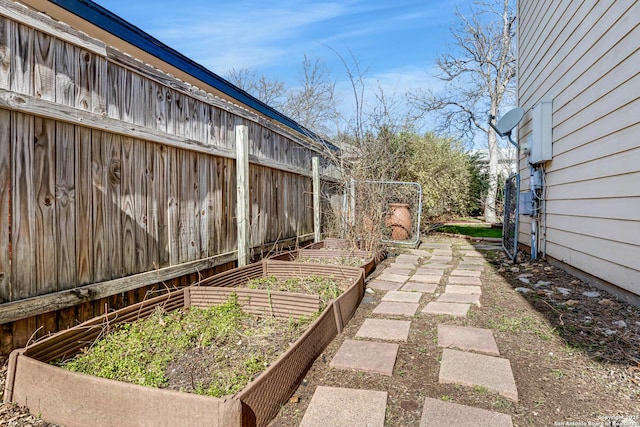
[[300, 239, 517, 426]]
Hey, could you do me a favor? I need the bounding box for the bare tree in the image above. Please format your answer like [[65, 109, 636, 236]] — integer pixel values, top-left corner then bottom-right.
[[413, 0, 516, 223], [225, 67, 286, 109], [284, 55, 338, 137]]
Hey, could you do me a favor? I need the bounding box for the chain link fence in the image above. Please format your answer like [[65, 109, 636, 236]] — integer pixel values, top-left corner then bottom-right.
[[343, 180, 423, 246]]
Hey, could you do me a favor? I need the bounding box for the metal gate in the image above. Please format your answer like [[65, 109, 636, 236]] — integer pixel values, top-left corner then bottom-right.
[[343, 180, 423, 246], [502, 174, 519, 260]]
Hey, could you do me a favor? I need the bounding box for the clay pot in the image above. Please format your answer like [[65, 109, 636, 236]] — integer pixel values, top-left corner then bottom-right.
[[386, 203, 411, 240]]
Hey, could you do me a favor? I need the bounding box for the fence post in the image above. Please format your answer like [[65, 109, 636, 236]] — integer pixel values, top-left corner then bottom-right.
[[235, 125, 250, 267], [312, 157, 321, 243]]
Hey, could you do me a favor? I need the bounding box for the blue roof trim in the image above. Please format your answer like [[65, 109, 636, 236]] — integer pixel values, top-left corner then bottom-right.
[[47, 0, 337, 151]]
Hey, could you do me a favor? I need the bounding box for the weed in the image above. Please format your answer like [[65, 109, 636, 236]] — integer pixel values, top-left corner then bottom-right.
[[488, 314, 554, 341], [473, 385, 489, 394], [551, 369, 565, 379], [494, 396, 512, 409], [440, 395, 453, 401], [245, 275, 344, 309], [60, 294, 269, 396]]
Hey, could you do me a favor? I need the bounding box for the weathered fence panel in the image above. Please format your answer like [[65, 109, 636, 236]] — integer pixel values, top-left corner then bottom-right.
[[0, 2, 336, 354]]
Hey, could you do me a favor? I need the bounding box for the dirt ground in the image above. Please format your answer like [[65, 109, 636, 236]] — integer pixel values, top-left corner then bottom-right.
[[1, 235, 639, 426]]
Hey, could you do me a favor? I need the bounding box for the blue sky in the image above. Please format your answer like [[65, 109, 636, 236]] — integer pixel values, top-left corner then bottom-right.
[[95, 0, 464, 123]]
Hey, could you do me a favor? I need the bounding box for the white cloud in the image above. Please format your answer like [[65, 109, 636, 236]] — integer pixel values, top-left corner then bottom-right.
[[140, 2, 351, 73]]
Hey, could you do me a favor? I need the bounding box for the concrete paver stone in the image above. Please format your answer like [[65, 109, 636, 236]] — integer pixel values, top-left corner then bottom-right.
[[420, 263, 451, 270], [463, 251, 485, 257], [356, 318, 411, 341], [395, 255, 420, 264], [376, 273, 408, 284], [419, 243, 451, 249], [450, 269, 482, 277], [439, 349, 518, 401], [409, 249, 433, 257], [428, 256, 453, 264], [390, 262, 418, 270], [330, 339, 399, 376], [408, 274, 442, 284], [366, 280, 403, 291], [384, 268, 413, 276], [438, 292, 481, 306], [401, 282, 438, 293], [382, 291, 422, 303], [373, 301, 420, 316], [415, 268, 447, 276], [422, 302, 470, 317], [447, 276, 482, 286], [437, 324, 500, 355], [460, 258, 485, 265], [455, 263, 485, 271], [444, 285, 482, 295], [300, 386, 388, 427], [432, 249, 452, 256], [419, 397, 513, 427]]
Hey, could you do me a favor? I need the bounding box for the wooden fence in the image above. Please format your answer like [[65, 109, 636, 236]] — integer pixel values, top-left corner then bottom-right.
[[0, 0, 339, 354]]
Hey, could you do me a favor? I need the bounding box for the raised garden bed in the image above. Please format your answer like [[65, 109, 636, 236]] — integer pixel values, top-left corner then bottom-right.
[[270, 239, 386, 277], [3, 260, 365, 427]]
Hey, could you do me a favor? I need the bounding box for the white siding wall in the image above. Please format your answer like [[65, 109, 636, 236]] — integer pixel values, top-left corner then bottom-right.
[[517, 0, 640, 294]]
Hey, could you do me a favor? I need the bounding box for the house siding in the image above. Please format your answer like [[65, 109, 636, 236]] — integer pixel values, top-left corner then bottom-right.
[[517, 0, 640, 295]]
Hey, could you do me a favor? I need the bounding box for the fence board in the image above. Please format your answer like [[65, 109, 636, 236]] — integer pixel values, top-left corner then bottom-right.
[[120, 135, 136, 275], [33, 117, 56, 295], [167, 145, 179, 265], [145, 141, 158, 269], [150, 80, 166, 132], [174, 90, 186, 138], [153, 142, 168, 268], [55, 122, 76, 289], [35, 311, 56, 341], [91, 130, 108, 281], [76, 49, 92, 111], [165, 88, 176, 136], [91, 54, 107, 116], [0, 109, 10, 303], [224, 157, 237, 252], [120, 67, 133, 123], [54, 38, 75, 107], [198, 153, 209, 259], [34, 31, 55, 101], [180, 150, 199, 262], [106, 61, 119, 119], [106, 133, 122, 278], [209, 155, 222, 254], [131, 72, 146, 127], [0, 17, 11, 89], [12, 113, 35, 300], [75, 126, 93, 285], [11, 23, 32, 96], [134, 139, 148, 271]]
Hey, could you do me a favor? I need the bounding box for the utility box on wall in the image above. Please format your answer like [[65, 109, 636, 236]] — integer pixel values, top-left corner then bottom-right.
[[530, 99, 553, 164]]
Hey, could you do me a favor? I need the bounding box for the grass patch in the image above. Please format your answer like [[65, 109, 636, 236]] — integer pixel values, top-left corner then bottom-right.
[[435, 224, 502, 238]]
